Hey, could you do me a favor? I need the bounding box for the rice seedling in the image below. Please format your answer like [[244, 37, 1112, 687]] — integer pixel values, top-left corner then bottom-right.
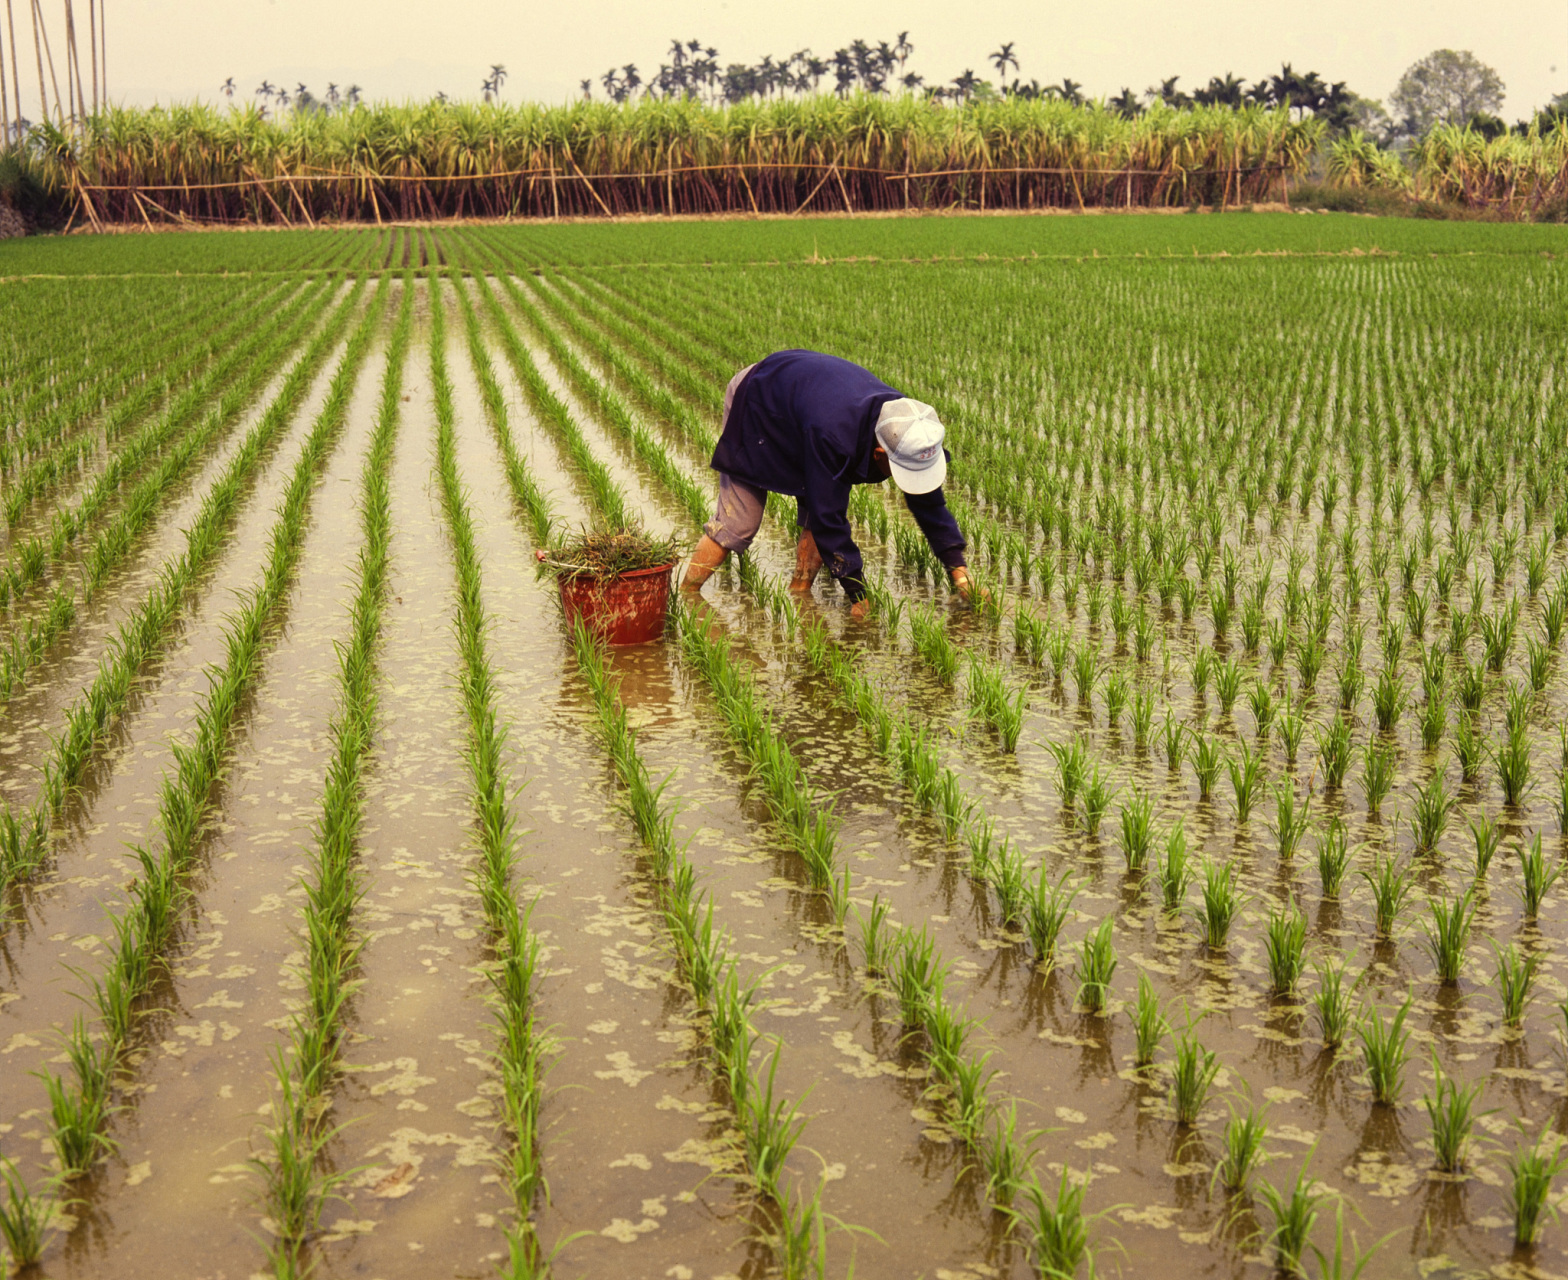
[[1496, 721, 1535, 805], [979, 1102, 1040, 1208], [1357, 995, 1414, 1104], [1157, 820, 1196, 913], [1048, 734, 1091, 807], [1422, 1051, 1487, 1174], [1192, 646, 1214, 700], [1068, 643, 1103, 711], [856, 895, 895, 976], [1456, 656, 1486, 712], [1081, 762, 1117, 837], [966, 655, 1028, 751], [1160, 714, 1186, 770], [1213, 1102, 1269, 1195], [1422, 889, 1476, 984], [1215, 655, 1244, 714], [1103, 668, 1129, 729], [1506, 1126, 1568, 1246], [1268, 780, 1311, 860], [1453, 709, 1484, 782], [1169, 1027, 1220, 1126], [1360, 742, 1397, 815], [990, 836, 1030, 927], [892, 926, 946, 1027], [1312, 957, 1357, 1048], [1318, 715, 1354, 789], [1007, 1167, 1102, 1280], [1117, 788, 1155, 874], [1129, 972, 1169, 1068], [1361, 852, 1414, 938], [0, 1156, 59, 1268], [1469, 810, 1502, 879], [1247, 678, 1275, 739], [1026, 868, 1079, 969], [1409, 769, 1456, 854], [1227, 739, 1267, 822], [1492, 941, 1540, 1026], [1480, 601, 1520, 672], [1196, 859, 1247, 950], [1517, 832, 1561, 917], [911, 605, 960, 684], [1074, 918, 1118, 1013], [1371, 666, 1408, 732], [1257, 1153, 1329, 1276], [1337, 656, 1365, 711], [1190, 731, 1223, 800], [1316, 818, 1353, 896], [1265, 904, 1310, 997], [1130, 684, 1156, 748]]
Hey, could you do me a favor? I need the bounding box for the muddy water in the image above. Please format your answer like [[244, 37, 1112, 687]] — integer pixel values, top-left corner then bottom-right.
[[43, 338, 387, 1278], [0, 315, 362, 1127], [443, 322, 755, 1277]]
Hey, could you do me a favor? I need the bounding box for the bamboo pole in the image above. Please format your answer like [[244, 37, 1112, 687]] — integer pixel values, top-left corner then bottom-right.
[[85, 0, 92, 111], [27, 0, 47, 126], [33, 0, 62, 126], [65, 0, 84, 123], [4, 0, 18, 141], [0, 2, 9, 143]]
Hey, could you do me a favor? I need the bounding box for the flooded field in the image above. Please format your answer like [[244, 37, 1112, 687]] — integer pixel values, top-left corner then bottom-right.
[[2, 217, 1568, 1279]]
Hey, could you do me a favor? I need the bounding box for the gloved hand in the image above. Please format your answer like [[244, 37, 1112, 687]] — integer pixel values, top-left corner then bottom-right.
[[952, 566, 990, 604], [849, 598, 871, 620]]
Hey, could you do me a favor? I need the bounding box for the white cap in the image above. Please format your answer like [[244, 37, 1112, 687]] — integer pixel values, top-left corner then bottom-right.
[[875, 398, 947, 494]]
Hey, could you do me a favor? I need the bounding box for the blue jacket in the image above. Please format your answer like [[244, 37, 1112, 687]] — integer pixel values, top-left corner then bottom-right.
[[710, 350, 967, 601]]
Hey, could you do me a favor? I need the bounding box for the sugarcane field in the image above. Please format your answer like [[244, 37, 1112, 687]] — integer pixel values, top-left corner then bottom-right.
[[1, 209, 1568, 1280]]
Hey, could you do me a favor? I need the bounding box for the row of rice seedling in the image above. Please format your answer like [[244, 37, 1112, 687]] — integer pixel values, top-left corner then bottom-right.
[[462, 270, 632, 529], [0, 278, 326, 700], [0, 277, 257, 502], [0, 279, 361, 893], [450, 265, 845, 1271], [0, 277, 199, 447], [427, 277, 551, 1274], [253, 280, 412, 1279], [448, 271, 554, 545], [14, 280, 390, 1200], [485, 252, 853, 914], [568, 616, 843, 1274], [0, 276, 293, 580]]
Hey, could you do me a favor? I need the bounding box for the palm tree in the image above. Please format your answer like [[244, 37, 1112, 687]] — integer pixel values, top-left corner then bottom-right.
[[989, 42, 1018, 80], [894, 31, 913, 72], [1109, 88, 1142, 117], [579, 77, 591, 99], [1056, 77, 1083, 105], [952, 68, 979, 100], [220, 76, 234, 99]]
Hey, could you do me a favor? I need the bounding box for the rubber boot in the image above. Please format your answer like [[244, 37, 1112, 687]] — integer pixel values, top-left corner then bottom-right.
[[789, 530, 824, 592], [681, 534, 728, 591]]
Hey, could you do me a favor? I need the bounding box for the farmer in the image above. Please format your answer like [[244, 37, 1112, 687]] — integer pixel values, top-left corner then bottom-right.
[[680, 350, 975, 618]]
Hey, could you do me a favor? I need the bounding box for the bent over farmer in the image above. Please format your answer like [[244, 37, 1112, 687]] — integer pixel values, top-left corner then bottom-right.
[[681, 349, 975, 618]]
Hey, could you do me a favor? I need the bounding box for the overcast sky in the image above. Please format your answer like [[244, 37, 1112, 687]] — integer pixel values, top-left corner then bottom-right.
[[6, 0, 1565, 123]]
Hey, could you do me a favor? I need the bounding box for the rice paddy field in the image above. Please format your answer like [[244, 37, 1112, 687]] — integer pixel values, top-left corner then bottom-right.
[[1, 210, 1568, 1280]]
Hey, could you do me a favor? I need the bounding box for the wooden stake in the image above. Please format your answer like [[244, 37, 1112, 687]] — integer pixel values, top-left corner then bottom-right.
[[28, 0, 48, 126], [5, 0, 20, 141]]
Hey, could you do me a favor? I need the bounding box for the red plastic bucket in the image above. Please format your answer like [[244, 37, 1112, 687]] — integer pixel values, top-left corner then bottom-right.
[[557, 563, 677, 645]]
